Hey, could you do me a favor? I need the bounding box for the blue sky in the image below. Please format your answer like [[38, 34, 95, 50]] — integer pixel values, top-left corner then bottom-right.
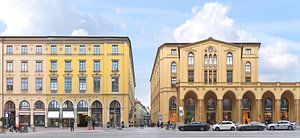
[[1, 0, 300, 106]]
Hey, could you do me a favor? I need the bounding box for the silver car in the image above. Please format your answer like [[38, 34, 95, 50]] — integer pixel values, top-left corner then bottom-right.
[[267, 120, 296, 130]]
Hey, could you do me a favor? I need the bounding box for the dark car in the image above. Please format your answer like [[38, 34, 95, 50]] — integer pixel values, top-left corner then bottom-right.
[[178, 122, 210, 131], [237, 122, 266, 131]]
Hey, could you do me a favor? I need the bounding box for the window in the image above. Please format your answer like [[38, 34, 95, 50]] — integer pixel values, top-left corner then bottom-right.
[[188, 52, 194, 65], [94, 45, 100, 55], [64, 78, 72, 92], [245, 49, 251, 55], [112, 77, 119, 92], [93, 77, 101, 92], [21, 78, 28, 91], [245, 62, 251, 73], [245, 77, 251, 82], [36, 45, 42, 54], [21, 61, 28, 72], [79, 61, 86, 71], [171, 49, 177, 55], [51, 61, 57, 71], [112, 45, 118, 54], [79, 78, 86, 92], [213, 54, 217, 65], [65, 45, 71, 54], [204, 70, 208, 82], [227, 53, 233, 65], [50, 78, 58, 91], [79, 45, 85, 54], [171, 77, 176, 87], [21, 45, 28, 54], [20, 101, 30, 110], [36, 61, 43, 72], [65, 61, 72, 71], [36, 78, 43, 91], [209, 70, 212, 82], [213, 70, 217, 82], [227, 70, 233, 82], [34, 101, 45, 110], [188, 70, 194, 82], [112, 61, 118, 71], [6, 61, 13, 72], [51, 45, 57, 54], [171, 62, 176, 73], [6, 78, 13, 90], [6, 45, 13, 54], [209, 54, 212, 65], [94, 61, 100, 71], [204, 54, 208, 65]]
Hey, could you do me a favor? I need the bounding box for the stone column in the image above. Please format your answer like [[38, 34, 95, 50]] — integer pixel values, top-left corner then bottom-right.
[[45, 110, 48, 127], [274, 99, 281, 122], [30, 112, 34, 127], [73, 108, 77, 128], [296, 99, 300, 125], [217, 99, 223, 122], [236, 99, 242, 123], [199, 99, 204, 121], [178, 99, 184, 124], [256, 99, 262, 122]]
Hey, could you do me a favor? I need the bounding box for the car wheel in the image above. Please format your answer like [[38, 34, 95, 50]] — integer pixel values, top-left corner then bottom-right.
[[200, 127, 205, 131], [288, 126, 292, 130], [179, 127, 184, 131], [270, 126, 275, 130], [215, 127, 220, 131], [231, 127, 235, 131]]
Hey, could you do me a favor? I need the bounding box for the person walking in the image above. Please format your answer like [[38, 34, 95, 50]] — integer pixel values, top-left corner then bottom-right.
[[70, 119, 75, 132], [92, 120, 95, 130]]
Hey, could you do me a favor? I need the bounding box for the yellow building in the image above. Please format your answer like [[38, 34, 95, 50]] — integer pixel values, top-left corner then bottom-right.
[[150, 37, 300, 125], [0, 36, 135, 128]]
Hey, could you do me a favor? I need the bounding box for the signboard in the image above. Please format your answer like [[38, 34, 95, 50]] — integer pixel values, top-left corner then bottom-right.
[[179, 106, 184, 116]]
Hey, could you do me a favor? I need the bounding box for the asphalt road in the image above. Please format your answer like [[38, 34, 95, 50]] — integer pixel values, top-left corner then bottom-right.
[[1, 127, 300, 138]]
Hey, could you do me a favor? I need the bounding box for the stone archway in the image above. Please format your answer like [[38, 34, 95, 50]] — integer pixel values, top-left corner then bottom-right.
[[204, 91, 217, 124], [281, 91, 295, 121], [183, 91, 197, 123], [261, 91, 275, 124], [242, 91, 256, 124], [223, 91, 236, 122], [4, 101, 16, 127], [169, 96, 177, 123]]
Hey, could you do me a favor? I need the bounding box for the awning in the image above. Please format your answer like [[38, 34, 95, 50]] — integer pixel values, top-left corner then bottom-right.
[[63, 111, 74, 118], [48, 111, 59, 118], [34, 112, 45, 115]]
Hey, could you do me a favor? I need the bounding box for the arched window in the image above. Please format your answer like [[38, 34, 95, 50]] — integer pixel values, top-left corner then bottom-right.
[[209, 54, 212, 65], [77, 100, 88, 108], [171, 62, 176, 73], [92, 100, 103, 108], [20, 101, 30, 110], [34, 101, 45, 110], [207, 98, 216, 110], [281, 98, 289, 112], [264, 98, 272, 112], [63, 100, 74, 110], [227, 52, 233, 65], [188, 52, 194, 65], [245, 62, 251, 73], [48, 100, 60, 111], [242, 98, 251, 110], [204, 54, 208, 65], [213, 54, 217, 65], [223, 98, 232, 111]]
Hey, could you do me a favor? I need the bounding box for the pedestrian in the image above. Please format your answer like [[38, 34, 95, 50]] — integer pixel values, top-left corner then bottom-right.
[[92, 120, 95, 130], [70, 119, 75, 132], [160, 122, 163, 128]]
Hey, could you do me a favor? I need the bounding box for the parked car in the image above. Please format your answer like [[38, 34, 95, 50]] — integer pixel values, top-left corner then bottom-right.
[[178, 122, 210, 131], [212, 121, 236, 131], [267, 120, 296, 130], [237, 122, 265, 131]]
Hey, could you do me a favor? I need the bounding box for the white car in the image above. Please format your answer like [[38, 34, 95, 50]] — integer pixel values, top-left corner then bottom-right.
[[212, 121, 236, 131], [267, 120, 296, 130]]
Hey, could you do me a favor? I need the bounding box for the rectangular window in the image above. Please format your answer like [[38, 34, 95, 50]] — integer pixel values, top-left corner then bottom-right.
[[36, 61, 43, 72], [65, 45, 72, 54], [171, 49, 177, 55], [21, 45, 28, 54], [227, 70, 233, 83], [21, 78, 28, 91], [171, 77, 177, 87], [64, 78, 72, 92], [65, 61, 72, 71], [94, 61, 100, 71], [6, 45, 13, 54], [204, 70, 208, 82], [50, 78, 58, 91], [245, 77, 251, 82], [79, 45, 85, 54], [21, 61, 28, 72], [93, 77, 101, 92], [36, 45, 42, 54], [112, 60, 118, 71], [188, 70, 194, 82], [6, 61, 13, 72], [6, 78, 13, 91], [51, 45, 57, 54], [245, 49, 251, 55], [51, 61, 57, 71], [111, 77, 119, 92], [79, 61, 86, 71], [36, 78, 43, 91], [213, 70, 217, 82], [79, 78, 86, 92], [209, 70, 212, 82], [112, 45, 118, 54], [94, 45, 100, 55]]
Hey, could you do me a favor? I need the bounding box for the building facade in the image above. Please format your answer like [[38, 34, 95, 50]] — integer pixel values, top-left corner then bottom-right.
[[134, 99, 150, 127], [0, 36, 135, 128], [150, 37, 300, 125]]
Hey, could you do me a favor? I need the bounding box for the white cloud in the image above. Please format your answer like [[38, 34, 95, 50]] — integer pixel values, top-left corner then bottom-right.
[[71, 29, 89, 36], [0, 0, 112, 35], [116, 7, 127, 14]]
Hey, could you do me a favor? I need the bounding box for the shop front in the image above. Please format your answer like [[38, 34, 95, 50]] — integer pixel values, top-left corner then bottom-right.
[[62, 100, 75, 128], [91, 100, 103, 127], [48, 111, 60, 127], [34, 112, 45, 126], [263, 98, 273, 124], [4, 101, 16, 128], [19, 112, 30, 127], [242, 98, 251, 124], [109, 100, 121, 128], [77, 100, 88, 127]]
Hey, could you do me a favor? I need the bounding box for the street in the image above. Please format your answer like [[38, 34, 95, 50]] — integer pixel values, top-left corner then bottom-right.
[[1, 127, 300, 138]]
